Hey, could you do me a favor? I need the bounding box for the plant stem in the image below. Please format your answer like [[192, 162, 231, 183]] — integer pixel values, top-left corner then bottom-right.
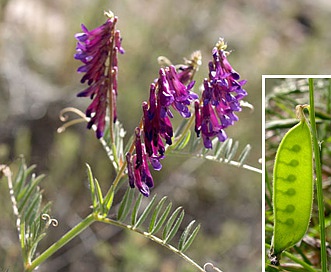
[[26, 214, 96, 272], [99, 217, 205, 272], [265, 243, 316, 272], [308, 78, 327, 272], [168, 115, 195, 152], [103, 118, 143, 204]]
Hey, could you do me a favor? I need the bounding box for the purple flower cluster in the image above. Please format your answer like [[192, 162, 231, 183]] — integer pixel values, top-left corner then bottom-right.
[[74, 12, 124, 138], [74, 13, 248, 197], [194, 38, 247, 149], [126, 65, 198, 196]]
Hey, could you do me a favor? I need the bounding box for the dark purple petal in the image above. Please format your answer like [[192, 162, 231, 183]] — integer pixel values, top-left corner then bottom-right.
[[173, 101, 191, 118], [136, 179, 150, 196], [163, 66, 198, 118], [158, 69, 174, 107], [75, 33, 88, 42], [134, 128, 143, 168], [126, 153, 135, 188], [187, 80, 195, 91], [130, 129, 155, 197], [133, 163, 150, 197], [77, 65, 88, 73], [217, 129, 227, 142], [83, 83, 108, 138], [194, 101, 201, 137], [202, 134, 212, 149], [149, 156, 162, 171], [148, 83, 157, 115], [141, 145, 154, 188], [77, 83, 98, 98], [96, 121, 105, 138], [219, 114, 233, 128]]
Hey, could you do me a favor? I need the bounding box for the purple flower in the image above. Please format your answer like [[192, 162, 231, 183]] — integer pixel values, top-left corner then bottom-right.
[[141, 66, 198, 169], [142, 84, 168, 170], [165, 66, 198, 118], [126, 128, 154, 197], [128, 54, 200, 196], [85, 83, 107, 138], [75, 12, 124, 138], [195, 38, 247, 148]]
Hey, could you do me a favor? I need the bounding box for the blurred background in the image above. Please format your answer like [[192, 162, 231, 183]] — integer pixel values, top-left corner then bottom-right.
[[2, 0, 330, 271]]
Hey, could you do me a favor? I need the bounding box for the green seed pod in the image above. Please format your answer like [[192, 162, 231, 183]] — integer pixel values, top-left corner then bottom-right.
[[270, 106, 313, 262]]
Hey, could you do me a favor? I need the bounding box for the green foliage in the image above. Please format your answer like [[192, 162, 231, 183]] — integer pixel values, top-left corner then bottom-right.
[[86, 163, 114, 216], [101, 120, 127, 171], [117, 185, 135, 221], [116, 187, 200, 253], [178, 220, 200, 253], [168, 117, 256, 172], [2, 157, 53, 266], [133, 194, 157, 229], [148, 196, 172, 234], [162, 207, 184, 243]]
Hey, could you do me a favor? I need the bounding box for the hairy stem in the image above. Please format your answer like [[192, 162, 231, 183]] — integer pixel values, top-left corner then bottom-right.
[[99, 217, 205, 272], [26, 214, 96, 272]]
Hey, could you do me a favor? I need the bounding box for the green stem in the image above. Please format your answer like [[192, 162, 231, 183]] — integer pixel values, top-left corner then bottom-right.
[[168, 115, 195, 152], [308, 78, 327, 272], [99, 217, 205, 272], [265, 243, 316, 272], [102, 120, 139, 204], [26, 214, 96, 272]]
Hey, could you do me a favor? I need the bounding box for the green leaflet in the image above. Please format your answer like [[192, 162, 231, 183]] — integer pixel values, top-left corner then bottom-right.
[[115, 191, 199, 253], [117, 187, 135, 222], [271, 115, 313, 259], [178, 220, 200, 253], [2, 158, 53, 265]]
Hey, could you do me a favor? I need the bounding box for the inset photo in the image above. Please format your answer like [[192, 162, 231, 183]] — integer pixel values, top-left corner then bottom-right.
[[264, 76, 331, 271]]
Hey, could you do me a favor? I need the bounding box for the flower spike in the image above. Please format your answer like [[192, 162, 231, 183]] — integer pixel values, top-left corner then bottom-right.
[[195, 38, 247, 148], [129, 55, 200, 196], [75, 12, 124, 139]]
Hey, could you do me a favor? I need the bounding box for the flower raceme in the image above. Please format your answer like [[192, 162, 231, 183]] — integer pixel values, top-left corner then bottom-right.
[[194, 38, 247, 149], [127, 63, 199, 196], [74, 11, 124, 139]]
